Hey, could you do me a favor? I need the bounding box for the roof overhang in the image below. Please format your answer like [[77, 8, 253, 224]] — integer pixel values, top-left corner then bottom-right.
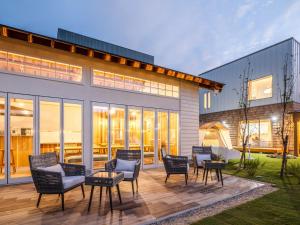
[[0, 24, 224, 92]]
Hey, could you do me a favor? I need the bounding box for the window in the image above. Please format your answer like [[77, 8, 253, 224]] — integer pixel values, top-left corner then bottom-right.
[[204, 92, 211, 109], [248, 76, 272, 100], [93, 69, 179, 98], [239, 119, 272, 147], [0, 50, 82, 82]]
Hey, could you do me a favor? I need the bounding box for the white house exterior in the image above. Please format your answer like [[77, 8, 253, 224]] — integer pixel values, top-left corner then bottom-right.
[[0, 25, 223, 185]]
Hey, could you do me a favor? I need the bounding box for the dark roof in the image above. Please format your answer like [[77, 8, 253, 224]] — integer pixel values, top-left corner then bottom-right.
[[57, 28, 154, 64], [0, 24, 224, 91]]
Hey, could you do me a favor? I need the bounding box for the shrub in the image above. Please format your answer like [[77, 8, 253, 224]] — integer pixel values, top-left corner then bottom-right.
[[244, 158, 265, 177], [286, 162, 300, 184]]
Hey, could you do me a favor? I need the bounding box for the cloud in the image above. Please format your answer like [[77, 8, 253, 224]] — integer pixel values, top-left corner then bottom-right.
[[236, 1, 255, 18]]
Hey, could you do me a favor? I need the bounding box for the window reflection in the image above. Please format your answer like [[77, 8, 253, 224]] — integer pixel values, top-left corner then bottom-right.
[[170, 112, 179, 156], [63, 103, 82, 164], [0, 98, 5, 179], [93, 105, 109, 169], [10, 98, 33, 178], [128, 109, 141, 150], [158, 111, 168, 161], [143, 110, 155, 165], [40, 101, 60, 158], [110, 107, 125, 158]]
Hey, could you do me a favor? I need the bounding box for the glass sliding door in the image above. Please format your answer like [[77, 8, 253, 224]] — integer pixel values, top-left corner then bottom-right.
[[110, 106, 125, 158], [170, 112, 179, 156], [9, 96, 34, 179], [39, 100, 61, 158], [158, 111, 168, 161], [63, 102, 82, 164], [0, 96, 6, 182], [92, 104, 109, 169], [143, 110, 155, 165], [128, 108, 142, 150]]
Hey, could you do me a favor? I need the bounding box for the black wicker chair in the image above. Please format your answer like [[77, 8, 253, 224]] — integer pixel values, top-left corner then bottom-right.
[[161, 149, 189, 185], [192, 146, 217, 178], [29, 152, 86, 210], [105, 150, 141, 195]]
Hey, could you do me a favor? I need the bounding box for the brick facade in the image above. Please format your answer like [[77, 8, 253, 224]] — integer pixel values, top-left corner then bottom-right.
[[199, 103, 300, 155]]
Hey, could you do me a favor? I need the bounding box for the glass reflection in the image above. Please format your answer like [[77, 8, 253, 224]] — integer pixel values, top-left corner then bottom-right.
[[93, 105, 109, 169], [0, 98, 5, 179], [158, 111, 168, 161], [170, 112, 179, 156], [128, 109, 141, 150], [110, 107, 125, 158], [143, 110, 155, 165], [63, 103, 82, 164]]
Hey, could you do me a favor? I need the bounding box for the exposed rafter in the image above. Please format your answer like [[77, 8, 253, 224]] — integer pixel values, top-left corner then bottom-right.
[[0, 24, 224, 91]]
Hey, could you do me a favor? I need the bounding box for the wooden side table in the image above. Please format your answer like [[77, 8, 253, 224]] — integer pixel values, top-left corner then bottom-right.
[[203, 161, 226, 186]]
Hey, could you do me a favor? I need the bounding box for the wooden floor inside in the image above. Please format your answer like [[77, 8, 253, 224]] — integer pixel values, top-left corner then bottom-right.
[[0, 168, 264, 225]]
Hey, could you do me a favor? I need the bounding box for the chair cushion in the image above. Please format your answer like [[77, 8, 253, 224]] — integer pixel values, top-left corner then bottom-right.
[[122, 171, 134, 179], [63, 176, 85, 189], [115, 159, 137, 172], [196, 154, 211, 166], [38, 164, 65, 177]]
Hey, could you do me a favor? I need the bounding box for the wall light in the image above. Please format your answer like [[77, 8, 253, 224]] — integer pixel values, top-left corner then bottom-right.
[[271, 116, 278, 122]]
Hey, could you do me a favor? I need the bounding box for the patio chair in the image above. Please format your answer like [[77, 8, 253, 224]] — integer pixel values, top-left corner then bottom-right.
[[29, 152, 85, 211], [161, 149, 189, 185], [105, 150, 141, 195], [192, 146, 217, 178]]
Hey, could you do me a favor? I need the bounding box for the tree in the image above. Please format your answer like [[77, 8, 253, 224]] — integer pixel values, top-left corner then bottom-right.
[[234, 58, 252, 168], [277, 54, 294, 178]]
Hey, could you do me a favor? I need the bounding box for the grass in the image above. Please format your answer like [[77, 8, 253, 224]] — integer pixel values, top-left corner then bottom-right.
[[193, 154, 300, 225]]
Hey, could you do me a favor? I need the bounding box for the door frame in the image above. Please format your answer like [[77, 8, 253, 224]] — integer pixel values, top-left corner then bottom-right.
[[0, 92, 7, 184], [7, 93, 36, 184]]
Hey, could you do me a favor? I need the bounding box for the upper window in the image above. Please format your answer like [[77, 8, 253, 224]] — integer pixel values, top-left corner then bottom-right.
[[0, 50, 82, 82], [204, 92, 211, 109], [248, 75, 272, 100], [93, 70, 179, 98]]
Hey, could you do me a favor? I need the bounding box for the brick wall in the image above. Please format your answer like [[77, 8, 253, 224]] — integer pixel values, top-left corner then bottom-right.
[[199, 103, 296, 152]]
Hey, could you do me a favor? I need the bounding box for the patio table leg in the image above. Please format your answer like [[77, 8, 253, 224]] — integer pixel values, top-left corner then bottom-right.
[[205, 169, 209, 185], [99, 186, 103, 206], [116, 184, 122, 204], [220, 169, 224, 186], [216, 169, 220, 181], [108, 187, 113, 211], [88, 185, 94, 212]]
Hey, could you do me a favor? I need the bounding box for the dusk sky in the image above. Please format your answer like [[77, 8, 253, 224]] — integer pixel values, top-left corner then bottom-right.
[[1, 0, 299, 74]]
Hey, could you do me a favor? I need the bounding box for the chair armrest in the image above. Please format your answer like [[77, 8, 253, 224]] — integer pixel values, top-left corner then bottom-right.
[[105, 159, 117, 171], [31, 169, 63, 193], [133, 160, 141, 180], [60, 163, 86, 176]]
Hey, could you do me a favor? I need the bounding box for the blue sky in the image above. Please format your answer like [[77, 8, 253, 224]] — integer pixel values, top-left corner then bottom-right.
[[1, 0, 299, 74]]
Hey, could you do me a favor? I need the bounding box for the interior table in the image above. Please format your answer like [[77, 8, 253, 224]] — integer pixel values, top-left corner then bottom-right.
[[85, 171, 124, 211], [203, 160, 226, 186]]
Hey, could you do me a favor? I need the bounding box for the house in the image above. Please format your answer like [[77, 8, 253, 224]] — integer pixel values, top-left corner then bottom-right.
[[0, 24, 223, 185], [199, 38, 300, 156]]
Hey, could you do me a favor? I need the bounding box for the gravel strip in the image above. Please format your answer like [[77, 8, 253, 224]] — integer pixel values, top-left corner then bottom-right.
[[146, 184, 277, 225]]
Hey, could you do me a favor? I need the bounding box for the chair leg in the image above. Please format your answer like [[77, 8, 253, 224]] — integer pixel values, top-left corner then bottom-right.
[[61, 194, 64, 211], [202, 168, 206, 181], [131, 181, 135, 195], [165, 174, 169, 183], [193, 166, 196, 174], [81, 184, 85, 198], [197, 168, 199, 178], [99, 186, 103, 205], [136, 179, 138, 192], [36, 193, 42, 208], [185, 173, 188, 185]]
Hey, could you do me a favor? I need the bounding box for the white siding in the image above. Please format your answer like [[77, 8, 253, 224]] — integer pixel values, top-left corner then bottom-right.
[[180, 81, 199, 157], [200, 38, 293, 114]]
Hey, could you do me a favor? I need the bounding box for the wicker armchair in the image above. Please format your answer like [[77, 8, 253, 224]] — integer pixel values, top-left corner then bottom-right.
[[29, 152, 86, 210], [161, 149, 189, 185], [105, 150, 141, 195], [192, 146, 217, 178]]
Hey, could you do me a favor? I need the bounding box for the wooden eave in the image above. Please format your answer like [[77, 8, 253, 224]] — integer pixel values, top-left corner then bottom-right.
[[0, 24, 224, 92]]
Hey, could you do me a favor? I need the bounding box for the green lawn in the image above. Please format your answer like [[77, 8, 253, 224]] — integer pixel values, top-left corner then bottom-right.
[[193, 154, 300, 225]]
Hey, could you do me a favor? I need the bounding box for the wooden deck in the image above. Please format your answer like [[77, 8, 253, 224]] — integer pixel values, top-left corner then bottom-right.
[[0, 168, 265, 225]]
